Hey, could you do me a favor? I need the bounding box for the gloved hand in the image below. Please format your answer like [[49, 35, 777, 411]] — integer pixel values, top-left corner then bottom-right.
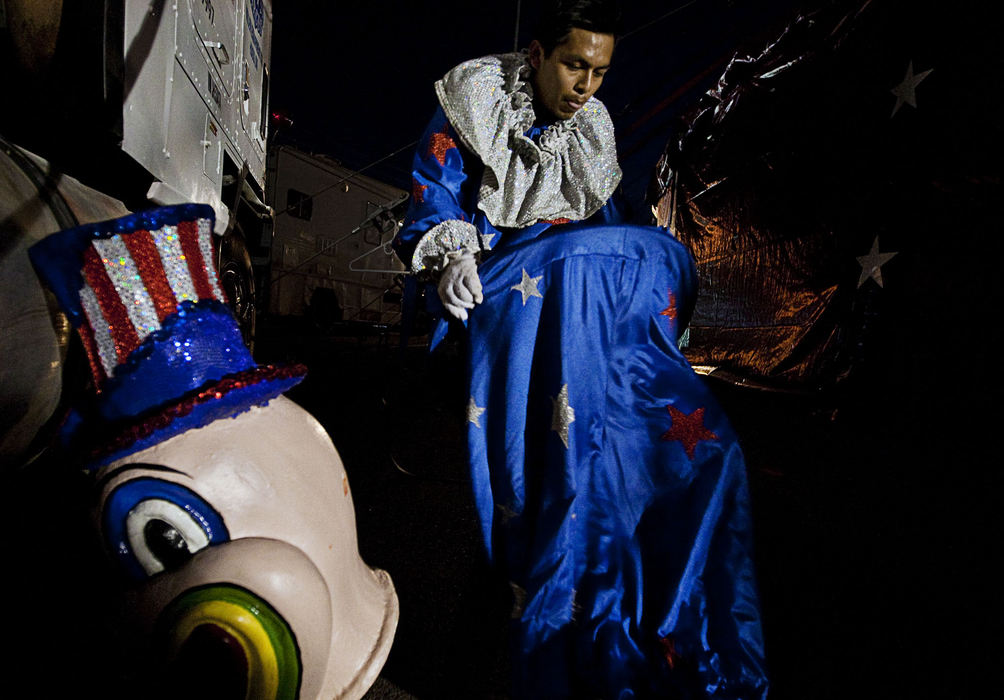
[[437, 252, 483, 321]]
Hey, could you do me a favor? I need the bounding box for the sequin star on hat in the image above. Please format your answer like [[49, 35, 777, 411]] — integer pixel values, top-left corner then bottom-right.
[[29, 204, 306, 468]]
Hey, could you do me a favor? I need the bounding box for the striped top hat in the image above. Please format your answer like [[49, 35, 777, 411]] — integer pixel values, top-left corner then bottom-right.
[[29, 204, 305, 468]]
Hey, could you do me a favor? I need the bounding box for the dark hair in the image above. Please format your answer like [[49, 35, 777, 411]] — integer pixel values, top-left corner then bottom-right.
[[534, 0, 623, 55]]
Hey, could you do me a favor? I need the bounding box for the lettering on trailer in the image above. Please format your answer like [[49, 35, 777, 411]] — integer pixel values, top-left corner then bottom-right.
[[244, 0, 262, 69], [248, 0, 264, 35], [201, 0, 215, 25]]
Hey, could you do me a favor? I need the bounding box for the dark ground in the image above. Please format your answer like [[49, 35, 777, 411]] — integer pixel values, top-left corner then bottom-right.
[[5, 314, 993, 699]]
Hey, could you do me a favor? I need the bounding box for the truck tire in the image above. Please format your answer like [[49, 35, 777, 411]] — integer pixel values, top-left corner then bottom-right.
[[217, 229, 256, 353]]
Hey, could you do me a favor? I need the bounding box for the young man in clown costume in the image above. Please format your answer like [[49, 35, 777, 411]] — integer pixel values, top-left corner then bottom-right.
[[393, 1, 770, 697]]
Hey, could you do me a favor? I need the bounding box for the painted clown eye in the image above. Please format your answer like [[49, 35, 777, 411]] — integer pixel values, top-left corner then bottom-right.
[[127, 498, 211, 575], [155, 585, 302, 700], [103, 477, 229, 580]]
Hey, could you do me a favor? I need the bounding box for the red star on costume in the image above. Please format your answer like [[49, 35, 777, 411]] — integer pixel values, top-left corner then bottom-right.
[[659, 636, 682, 670], [426, 125, 458, 166], [659, 289, 677, 324], [412, 178, 428, 204], [660, 405, 717, 459]]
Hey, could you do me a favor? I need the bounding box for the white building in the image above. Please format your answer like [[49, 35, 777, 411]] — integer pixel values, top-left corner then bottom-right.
[[265, 145, 408, 325]]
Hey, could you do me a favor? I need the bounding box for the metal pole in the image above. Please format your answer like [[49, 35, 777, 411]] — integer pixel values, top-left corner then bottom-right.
[[513, 0, 521, 51]]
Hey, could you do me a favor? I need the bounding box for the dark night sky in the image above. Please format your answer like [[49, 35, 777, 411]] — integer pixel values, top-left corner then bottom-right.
[[268, 0, 805, 206]]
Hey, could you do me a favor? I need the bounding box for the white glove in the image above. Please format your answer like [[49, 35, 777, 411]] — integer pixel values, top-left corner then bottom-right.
[[437, 252, 483, 321]]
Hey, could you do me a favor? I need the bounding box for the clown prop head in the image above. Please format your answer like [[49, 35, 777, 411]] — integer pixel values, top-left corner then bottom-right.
[[29, 205, 397, 699]]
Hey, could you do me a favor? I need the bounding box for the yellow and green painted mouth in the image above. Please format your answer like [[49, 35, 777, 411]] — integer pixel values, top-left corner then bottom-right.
[[157, 585, 301, 700]]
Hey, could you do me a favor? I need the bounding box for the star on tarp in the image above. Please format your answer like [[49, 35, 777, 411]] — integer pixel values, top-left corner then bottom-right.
[[511, 268, 543, 305], [426, 125, 458, 166], [467, 396, 486, 428], [551, 384, 575, 448], [856, 236, 898, 288], [890, 60, 933, 118], [660, 405, 717, 459]]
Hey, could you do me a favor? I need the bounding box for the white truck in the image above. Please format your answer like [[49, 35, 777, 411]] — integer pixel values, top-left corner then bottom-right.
[[125, 0, 273, 342]]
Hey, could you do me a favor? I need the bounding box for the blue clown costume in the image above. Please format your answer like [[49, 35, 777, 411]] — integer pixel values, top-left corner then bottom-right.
[[396, 53, 768, 699]]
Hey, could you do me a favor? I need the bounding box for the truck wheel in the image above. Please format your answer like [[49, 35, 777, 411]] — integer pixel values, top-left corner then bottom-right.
[[217, 230, 256, 353]]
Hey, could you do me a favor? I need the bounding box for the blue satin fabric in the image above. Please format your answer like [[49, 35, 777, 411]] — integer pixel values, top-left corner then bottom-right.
[[467, 224, 768, 699]]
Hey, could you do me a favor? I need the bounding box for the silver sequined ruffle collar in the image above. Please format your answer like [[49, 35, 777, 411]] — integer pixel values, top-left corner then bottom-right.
[[434, 52, 622, 228]]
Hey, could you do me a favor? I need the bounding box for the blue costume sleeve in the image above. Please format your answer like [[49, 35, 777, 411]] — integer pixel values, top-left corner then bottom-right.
[[391, 107, 473, 268], [599, 184, 630, 224], [588, 193, 626, 225]]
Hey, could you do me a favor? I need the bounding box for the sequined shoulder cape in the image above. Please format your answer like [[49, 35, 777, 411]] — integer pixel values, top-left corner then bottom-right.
[[434, 52, 622, 229], [391, 106, 623, 274]]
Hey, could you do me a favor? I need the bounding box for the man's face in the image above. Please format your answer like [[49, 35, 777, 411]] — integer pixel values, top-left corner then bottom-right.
[[529, 27, 615, 120]]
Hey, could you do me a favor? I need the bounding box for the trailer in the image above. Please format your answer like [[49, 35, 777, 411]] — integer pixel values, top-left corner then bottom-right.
[[265, 145, 409, 330]]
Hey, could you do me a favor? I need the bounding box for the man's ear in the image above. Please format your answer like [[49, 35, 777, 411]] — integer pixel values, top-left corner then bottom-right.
[[528, 39, 543, 69]]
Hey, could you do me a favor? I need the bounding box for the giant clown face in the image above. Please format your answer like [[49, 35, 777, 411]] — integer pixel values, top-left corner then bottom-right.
[[95, 395, 397, 700], [26, 204, 396, 698]]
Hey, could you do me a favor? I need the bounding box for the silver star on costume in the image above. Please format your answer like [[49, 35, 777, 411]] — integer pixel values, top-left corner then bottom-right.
[[467, 396, 486, 427], [856, 236, 898, 288], [890, 60, 933, 118], [511, 268, 544, 305], [509, 581, 526, 619], [550, 384, 575, 448]]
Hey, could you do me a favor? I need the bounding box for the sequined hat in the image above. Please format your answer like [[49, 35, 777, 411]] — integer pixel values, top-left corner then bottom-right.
[[29, 204, 306, 468]]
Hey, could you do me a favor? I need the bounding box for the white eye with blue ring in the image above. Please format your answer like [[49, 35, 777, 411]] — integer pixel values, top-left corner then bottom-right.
[[103, 476, 229, 580], [126, 499, 212, 575]]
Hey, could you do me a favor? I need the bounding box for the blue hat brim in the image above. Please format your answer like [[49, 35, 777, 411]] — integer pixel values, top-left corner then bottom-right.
[[75, 363, 307, 469]]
